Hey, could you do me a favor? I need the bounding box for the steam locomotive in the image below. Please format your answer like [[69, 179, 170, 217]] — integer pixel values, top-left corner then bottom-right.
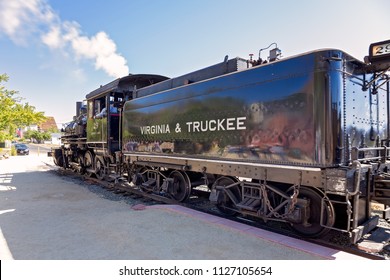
[[51, 40, 390, 243]]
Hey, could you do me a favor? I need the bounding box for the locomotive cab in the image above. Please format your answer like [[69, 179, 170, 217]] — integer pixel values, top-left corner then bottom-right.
[[82, 74, 169, 179], [86, 93, 122, 155]]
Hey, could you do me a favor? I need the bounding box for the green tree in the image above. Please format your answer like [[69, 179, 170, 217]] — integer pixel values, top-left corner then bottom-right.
[[0, 74, 46, 141], [24, 130, 52, 144]]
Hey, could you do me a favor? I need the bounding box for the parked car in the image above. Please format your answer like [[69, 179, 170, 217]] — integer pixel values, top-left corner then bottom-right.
[[14, 143, 29, 155]]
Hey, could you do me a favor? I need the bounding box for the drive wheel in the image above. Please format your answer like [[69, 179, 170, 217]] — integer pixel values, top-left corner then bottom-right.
[[54, 155, 64, 168], [95, 157, 106, 180], [77, 154, 85, 174], [84, 151, 94, 177]]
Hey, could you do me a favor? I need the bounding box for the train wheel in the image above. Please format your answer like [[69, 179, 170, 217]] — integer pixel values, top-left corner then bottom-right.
[[125, 164, 134, 183], [289, 186, 335, 238], [136, 167, 153, 191], [84, 151, 94, 177], [168, 170, 191, 202], [95, 157, 106, 180], [55, 155, 64, 168], [213, 176, 240, 216], [77, 154, 85, 174]]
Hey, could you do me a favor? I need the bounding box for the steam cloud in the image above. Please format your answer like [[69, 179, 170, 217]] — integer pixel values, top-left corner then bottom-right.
[[0, 0, 129, 78]]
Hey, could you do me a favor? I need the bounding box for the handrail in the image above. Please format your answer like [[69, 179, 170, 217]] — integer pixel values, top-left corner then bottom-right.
[[351, 146, 389, 162], [348, 161, 361, 196]]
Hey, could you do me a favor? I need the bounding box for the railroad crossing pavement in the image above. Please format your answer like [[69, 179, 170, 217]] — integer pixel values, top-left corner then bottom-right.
[[0, 155, 367, 260]]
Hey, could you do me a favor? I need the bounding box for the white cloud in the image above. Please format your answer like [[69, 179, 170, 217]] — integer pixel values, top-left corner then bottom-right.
[[70, 31, 129, 77], [41, 26, 63, 49], [0, 0, 56, 44], [0, 0, 129, 78]]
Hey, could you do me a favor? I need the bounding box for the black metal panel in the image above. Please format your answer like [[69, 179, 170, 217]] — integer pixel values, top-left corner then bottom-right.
[[123, 51, 316, 166], [344, 69, 388, 162], [121, 49, 387, 167]]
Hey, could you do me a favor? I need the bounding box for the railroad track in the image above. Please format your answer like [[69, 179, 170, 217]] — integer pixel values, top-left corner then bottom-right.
[[51, 166, 390, 260]]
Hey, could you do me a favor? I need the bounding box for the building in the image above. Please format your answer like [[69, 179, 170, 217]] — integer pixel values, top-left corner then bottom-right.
[[39, 117, 58, 132], [23, 116, 60, 144]]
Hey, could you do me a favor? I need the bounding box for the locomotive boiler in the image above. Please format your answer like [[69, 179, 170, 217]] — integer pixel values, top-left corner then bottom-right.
[[51, 40, 390, 243]]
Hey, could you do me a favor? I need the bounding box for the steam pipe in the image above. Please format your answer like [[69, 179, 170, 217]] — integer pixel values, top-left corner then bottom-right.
[[258, 43, 278, 59]]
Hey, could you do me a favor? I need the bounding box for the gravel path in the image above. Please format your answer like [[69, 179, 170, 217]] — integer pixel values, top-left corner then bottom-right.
[[0, 155, 351, 260]]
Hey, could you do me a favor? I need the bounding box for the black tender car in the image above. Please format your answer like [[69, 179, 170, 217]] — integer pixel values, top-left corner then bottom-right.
[[14, 143, 29, 155]]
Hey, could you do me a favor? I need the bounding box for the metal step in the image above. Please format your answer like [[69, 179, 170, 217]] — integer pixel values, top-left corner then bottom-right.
[[141, 178, 156, 189], [237, 197, 261, 211]]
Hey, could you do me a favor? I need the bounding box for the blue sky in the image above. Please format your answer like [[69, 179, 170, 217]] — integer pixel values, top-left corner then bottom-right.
[[0, 0, 389, 126]]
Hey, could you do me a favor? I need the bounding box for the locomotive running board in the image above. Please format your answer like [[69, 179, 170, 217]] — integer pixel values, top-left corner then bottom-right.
[[133, 160, 191, 171], [123, 153, 324, 188]]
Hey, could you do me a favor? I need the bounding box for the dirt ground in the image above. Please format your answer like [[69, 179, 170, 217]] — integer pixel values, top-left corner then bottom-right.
[[0, 155, 361, 260]]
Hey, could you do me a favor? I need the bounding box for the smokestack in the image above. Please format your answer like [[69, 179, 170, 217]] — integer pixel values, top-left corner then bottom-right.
[[76, 101, 82, 118]]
